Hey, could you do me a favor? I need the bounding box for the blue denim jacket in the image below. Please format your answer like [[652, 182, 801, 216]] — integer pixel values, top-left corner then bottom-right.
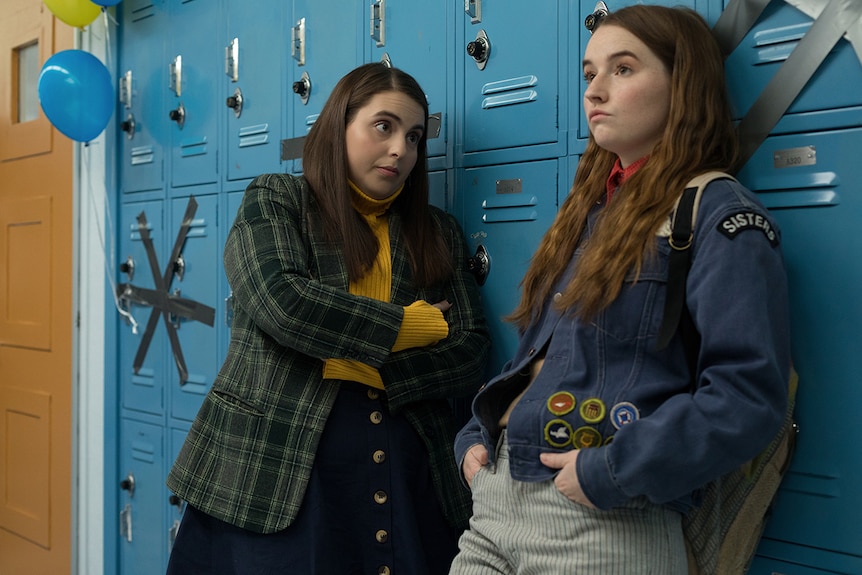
[[455, 178, 791, 513]]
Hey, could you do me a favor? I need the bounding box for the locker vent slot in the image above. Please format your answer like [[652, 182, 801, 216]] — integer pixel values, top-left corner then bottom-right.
[[180, 138, 208, 158], [238, 124, 270, 148], [131, 440, 156, 463], [130, 146, 155, 166], [131, 368, 155, 389], [482, 195, 539, 223], [752, 22, 809, 65], [754, 169, 839, 209]]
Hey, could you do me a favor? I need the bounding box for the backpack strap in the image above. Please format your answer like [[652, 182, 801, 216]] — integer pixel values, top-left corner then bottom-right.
[[656, 171, 736, 351]]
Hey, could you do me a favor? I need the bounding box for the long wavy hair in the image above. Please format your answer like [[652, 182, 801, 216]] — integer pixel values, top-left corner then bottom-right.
[[302, 62, 453, 287], [509, 5, 739, 328]]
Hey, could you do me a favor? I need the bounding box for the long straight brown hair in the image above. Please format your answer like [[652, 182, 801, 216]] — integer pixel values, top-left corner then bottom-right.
[[302, 63, 453, 287], [509, 5, 739, 328]]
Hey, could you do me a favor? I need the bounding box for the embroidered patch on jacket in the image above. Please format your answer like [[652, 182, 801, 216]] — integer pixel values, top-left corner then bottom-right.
[[573, 426, 603, 449], [717, 212, 779, 246], [547, 391, 576, 416], [544, 419, 574, 448]]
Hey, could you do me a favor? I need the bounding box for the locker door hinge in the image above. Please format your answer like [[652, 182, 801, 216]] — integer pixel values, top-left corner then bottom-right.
[[292, 18, 306, 66], [370, 0, 385, 47], [225, 37, 239, 82]]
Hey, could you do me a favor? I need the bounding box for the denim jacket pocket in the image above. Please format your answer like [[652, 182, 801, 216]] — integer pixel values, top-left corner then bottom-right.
[[595, 240, 670, 343]]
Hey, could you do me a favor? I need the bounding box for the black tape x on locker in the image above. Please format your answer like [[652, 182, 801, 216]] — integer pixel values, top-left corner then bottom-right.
[[117, 195, 216, 384]]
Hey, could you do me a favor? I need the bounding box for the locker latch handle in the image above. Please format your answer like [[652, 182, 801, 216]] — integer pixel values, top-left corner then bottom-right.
[[225, 37, 239, 82], [370, 0, 386, 47], [291, 18, 306, 66], [119, 70, 133, 108], [465, 0, 481, 24], [169, 55, 182, 97]]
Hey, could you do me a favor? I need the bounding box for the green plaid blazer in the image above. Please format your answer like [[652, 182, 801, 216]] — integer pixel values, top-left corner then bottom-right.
[[167, 174, 490, 533]]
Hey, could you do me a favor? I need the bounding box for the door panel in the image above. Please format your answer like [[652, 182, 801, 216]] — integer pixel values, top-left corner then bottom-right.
[[225, 0, 284, 180], [0, 3, 73, 573], [458, 159, 561, 374], [168, 0, 220, 187], [119, 0, 167, 194]]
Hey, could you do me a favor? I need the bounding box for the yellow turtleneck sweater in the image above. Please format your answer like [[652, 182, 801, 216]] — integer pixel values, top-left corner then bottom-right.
[[322, 181, 449, 389]]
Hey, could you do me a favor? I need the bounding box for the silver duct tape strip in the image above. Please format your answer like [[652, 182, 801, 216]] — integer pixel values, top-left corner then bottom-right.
[[713, 0, 772, 57], [716, 0, 862, 169], [787, 0, 862, 62]]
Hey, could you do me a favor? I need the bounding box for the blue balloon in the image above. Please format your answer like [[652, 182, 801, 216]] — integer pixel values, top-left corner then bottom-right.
[[92, 0, 122, 6], [38, 49, 113, 143]]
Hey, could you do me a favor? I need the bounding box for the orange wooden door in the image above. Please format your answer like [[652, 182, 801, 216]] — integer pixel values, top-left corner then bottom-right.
[[0, 1, 74, 573]]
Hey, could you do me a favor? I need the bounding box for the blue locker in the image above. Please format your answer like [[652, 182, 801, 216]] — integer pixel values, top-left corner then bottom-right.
[[460, 0, 566, 164], [118, 418, 166, 575], [428, 169, 448, 212], [458, 159, 563, 374], [167, 0, 220, 188], [725, 1, 862, 126], [167, 425, 191, 553], [118, 200, 166, 416], [223, 186, 247, 358], [752, 548, 860, 575], [224, 0, 284, 180], [740, 127, 862, 571], [168, 193, 221, 422], [366, 0, 453, 163], [118, 0, 167, 194], [288, 0, 365, 173]]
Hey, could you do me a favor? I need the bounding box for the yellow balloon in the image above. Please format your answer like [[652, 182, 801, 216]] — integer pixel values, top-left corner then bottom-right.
[[43, 0, 101, 28]]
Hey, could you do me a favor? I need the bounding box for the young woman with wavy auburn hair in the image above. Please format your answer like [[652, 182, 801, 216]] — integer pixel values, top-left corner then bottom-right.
[[451, 6, 789, 574]]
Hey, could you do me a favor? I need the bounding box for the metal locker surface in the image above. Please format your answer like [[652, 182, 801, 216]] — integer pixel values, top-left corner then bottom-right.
[[287, 0, 365, 174], [118, 200, 167, 417], [168, 193, 221, 422], [738, 127, 862, 567], [119, 0, 167, 194], [366, 1, 452, 162], [458, 159, 562, 374], [751, 548, 861, 575], [225, 0, 285, 181], [725, 1, 862, 127], [461, 0, 564, 162], [167, 0, 220, 188], [118, 418, 166, 575]]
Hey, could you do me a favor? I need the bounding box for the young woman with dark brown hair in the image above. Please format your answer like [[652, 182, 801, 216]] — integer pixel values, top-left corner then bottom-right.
[[166, 62, 490, 575]]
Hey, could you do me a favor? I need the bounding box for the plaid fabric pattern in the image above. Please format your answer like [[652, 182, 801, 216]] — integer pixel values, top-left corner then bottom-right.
[[167, 174, 490, 533]]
